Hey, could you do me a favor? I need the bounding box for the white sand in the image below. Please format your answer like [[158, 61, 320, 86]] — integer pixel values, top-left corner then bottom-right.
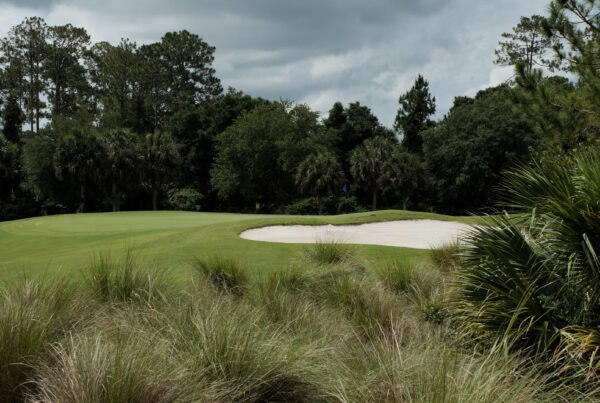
[[240, 219, 472, 249]]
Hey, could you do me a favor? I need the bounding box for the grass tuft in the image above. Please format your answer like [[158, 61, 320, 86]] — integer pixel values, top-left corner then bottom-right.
[[373, 259, 440, 300], [0, 278, 88, 401], [164, 297, 335, 402], [336, 334, 569, 402], [83, 251, 167, 304], [193, 255, 249, 296], [302, 238, 359, 266], [430, 240, 463, 272], [30, 332, 193, 402]]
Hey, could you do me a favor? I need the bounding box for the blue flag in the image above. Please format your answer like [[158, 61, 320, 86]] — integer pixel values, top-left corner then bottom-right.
[[343, 184, 347, 193]]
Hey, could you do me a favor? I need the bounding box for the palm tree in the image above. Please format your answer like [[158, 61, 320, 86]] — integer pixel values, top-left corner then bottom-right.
[[295, 152, 343, 213], [100, 129, 138, 212], [53, 130, 99, 212], [349, 136, 400, 211], [457, 148, 600, 370], [139, 132, 180, 210]]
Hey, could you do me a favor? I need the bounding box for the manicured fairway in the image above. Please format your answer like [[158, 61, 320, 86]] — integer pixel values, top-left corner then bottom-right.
[[0, 210, 476, 281]]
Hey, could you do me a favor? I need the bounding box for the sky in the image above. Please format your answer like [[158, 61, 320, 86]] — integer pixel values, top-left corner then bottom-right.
[[0, 0, 550, 127]]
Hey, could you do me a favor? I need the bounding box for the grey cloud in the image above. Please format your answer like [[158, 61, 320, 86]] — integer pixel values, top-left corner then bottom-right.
[[0, 0, 59, 9], [0, 0, 550, 126]]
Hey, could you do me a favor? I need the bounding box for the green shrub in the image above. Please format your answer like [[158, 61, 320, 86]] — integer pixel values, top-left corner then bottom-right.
[[285, 197, 319, 215], [422, 302, 451, 325], [0, 250, 595, 401], [193, 255, 249, 296], [328, 275, 405, 339], [166, 187, 204, 211], [285, 195, 367, 215], [40, 199, 69, 216], [337, 194, 367, 214]]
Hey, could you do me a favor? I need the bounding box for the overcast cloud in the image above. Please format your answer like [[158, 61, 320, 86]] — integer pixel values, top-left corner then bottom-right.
[[0, 0, 549, 126]]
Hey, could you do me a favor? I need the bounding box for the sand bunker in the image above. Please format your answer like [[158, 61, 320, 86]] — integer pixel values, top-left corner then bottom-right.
[[240, 219, 472, 249]]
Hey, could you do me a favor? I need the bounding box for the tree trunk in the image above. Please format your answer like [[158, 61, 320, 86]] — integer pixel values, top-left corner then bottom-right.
[[54, 45, 61, 115], [35, 103, 39, 133], [55, 81, 60, 115], [35, 62, 40, 133], [372, 189, 377, 211], [79, 183, 86, 213], [317, 193, 323, 215], [152, 187, 158, 211], [29, 97, 34, 134], [29, 54, 34, 134], [111, 181, 118, 212]]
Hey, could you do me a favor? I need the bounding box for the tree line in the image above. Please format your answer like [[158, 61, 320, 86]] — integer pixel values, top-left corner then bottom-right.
[[1, 1, 599, 220]]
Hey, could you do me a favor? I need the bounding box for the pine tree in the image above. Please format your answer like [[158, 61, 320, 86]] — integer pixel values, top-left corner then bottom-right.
[[394, 74, 436, 154]]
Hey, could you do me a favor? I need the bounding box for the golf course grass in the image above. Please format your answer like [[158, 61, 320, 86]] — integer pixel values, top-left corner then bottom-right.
[[0, 209, 477, 281]]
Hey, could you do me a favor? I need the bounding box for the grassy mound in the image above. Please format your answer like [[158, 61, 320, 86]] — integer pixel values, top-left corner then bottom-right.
[[0, 210, 472, 281]]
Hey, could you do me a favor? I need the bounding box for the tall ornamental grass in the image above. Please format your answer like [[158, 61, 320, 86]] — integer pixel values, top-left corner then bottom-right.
[[193, 255, 249, 296], [0, 239, 597, 400], [84, 251, 168, 304], [0, 279, 90, 401]]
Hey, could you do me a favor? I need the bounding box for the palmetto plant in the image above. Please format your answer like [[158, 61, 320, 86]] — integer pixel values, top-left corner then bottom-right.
[[457, 148, 600, 369], [295, 152, 343, 213]]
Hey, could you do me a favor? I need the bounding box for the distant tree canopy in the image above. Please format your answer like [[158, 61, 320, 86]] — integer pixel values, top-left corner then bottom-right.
[[0, 18, 222, 138], [211, 103, 296, 210], [422, 86, 534, 212], [325, 101, 394, 163], [211, 102, 338, 212], [350, 136, 401, 211], [1, 6, 598, 220]]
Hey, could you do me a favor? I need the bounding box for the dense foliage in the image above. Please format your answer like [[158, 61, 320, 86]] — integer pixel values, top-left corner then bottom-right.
[[1, 1, 599, 219], [422, 86, 534, 213], [457, 147, 600, 377], [452, 0, 600, 383]]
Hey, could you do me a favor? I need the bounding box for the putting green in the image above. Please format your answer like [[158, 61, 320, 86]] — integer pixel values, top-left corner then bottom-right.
[[0, 210, 475, 281]]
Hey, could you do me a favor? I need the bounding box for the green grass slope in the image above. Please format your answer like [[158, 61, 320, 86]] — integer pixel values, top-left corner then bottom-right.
[[0, 210, 475, 281]]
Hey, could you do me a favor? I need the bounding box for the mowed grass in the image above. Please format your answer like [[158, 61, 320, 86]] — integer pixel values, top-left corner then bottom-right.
[[0, 209, 476, 281]]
